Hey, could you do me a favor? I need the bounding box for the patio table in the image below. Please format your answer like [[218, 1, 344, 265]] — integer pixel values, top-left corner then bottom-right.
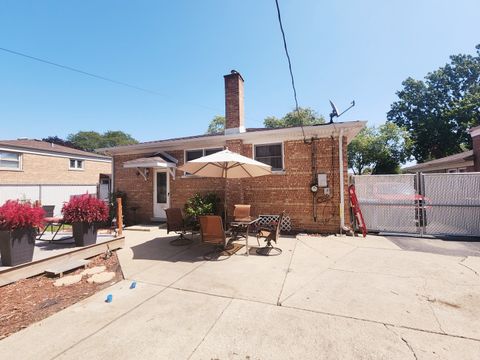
[[229, 217, 260, 256]]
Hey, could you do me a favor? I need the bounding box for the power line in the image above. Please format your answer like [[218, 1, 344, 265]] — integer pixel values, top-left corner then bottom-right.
[[274, 0, 299, 112], [0, 46, 160, 95], [0, 46, 223, 113], [1, 46, 279, 129], [273, 0, 307, 140]]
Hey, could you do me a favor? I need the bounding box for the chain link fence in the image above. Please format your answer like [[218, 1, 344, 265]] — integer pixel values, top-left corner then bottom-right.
[[352, 173, 480, 237]]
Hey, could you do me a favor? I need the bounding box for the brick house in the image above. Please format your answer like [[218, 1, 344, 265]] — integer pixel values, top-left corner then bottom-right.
[[0, 139, 111, 214], [102, 71, 365, 233], [404, 125, 480, 173]]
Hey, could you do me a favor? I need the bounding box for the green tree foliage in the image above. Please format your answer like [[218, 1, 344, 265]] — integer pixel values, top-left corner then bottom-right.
[[42, 136, 78, 149], [264, 107, 325, 128], [206, 108, 325, 133], [101, 131, 138, 148], [206, 115, 225, 134], [348, 123, 411, 175], [387, 44, 480, 163], [66, 130, 138, 152]]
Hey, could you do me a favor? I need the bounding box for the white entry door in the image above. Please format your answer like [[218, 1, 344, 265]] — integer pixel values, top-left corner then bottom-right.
[[153, 170, 169, 219]]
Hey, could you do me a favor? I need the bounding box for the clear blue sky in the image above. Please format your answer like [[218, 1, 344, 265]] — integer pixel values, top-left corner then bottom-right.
[[1, 1, 478, 143]]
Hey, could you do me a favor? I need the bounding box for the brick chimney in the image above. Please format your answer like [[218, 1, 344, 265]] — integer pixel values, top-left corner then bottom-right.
[[470, 125, 480, 171], [224, 70, 245, 134]]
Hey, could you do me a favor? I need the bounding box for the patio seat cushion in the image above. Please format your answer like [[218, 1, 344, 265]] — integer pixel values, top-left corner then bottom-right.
[[44, 216, 63, 223]]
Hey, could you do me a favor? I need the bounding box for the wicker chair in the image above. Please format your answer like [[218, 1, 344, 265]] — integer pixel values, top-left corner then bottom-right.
[[198, 215, 231, 260], [256, 211, 285, 256], [165, 208, 194, 246]]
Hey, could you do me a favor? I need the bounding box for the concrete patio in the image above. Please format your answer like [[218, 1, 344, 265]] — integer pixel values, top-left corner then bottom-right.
[[1, 227, 479, 359]]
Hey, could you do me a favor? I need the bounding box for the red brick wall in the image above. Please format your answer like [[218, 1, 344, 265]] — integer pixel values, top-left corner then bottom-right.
[[224, 72, 244, 131], [113, 136, 350, 233], [113, 153, 154, 223], [473, 133, 480, 171]]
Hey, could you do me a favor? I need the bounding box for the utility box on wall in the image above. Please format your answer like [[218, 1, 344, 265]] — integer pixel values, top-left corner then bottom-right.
[[317, 173, 328, 188]]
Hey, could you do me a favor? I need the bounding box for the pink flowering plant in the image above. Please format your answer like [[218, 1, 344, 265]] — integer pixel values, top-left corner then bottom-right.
[[0, 200, 45, 230], [62, 194, 109, 224]]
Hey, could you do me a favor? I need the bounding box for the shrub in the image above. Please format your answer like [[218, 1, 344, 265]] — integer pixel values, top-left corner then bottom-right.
[[0, 200, 45, 230], [184, 192, 220, 219], [62, 194, 109, 224]]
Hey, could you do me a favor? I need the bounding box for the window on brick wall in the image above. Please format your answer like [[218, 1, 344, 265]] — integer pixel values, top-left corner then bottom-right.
[[0, 151, 21, 170], [254, 143, 283, 171], [69, 159, 84, 170], [184, 147, 223, 175]]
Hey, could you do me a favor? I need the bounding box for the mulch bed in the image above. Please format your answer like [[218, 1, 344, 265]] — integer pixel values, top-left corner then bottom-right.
[[0, 251, 123, 339]]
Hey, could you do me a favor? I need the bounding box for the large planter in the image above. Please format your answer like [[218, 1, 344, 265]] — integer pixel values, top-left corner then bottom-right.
[[72, 222, 98, 247], [0, 228, 36, 266]]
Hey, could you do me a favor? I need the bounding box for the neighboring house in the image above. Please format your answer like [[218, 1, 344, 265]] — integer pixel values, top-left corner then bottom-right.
[[0, 139, 112, 214], [404, 125, 480, 173], [101, 71, 365, 233]]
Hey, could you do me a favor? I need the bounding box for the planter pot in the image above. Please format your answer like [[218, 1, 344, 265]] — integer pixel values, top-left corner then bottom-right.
[[72, 222, 98, 247], [0, 228, 36, 266]]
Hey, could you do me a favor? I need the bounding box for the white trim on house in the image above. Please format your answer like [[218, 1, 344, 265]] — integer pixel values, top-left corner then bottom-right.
[[99, 121, 366, 156], [0, 147, 111, 163]]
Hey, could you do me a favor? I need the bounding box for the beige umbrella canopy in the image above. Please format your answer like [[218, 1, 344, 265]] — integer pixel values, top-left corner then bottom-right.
[[178, 149, 272, 178], [178, 149, 272, 223]]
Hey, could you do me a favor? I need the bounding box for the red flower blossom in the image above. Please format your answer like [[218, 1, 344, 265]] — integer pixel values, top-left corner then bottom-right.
[[62, 194, 109, 224], [0, 200, 45, 230]]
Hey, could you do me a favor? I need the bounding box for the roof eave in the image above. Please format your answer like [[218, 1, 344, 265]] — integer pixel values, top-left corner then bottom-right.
[[100, 121, 367, 156]]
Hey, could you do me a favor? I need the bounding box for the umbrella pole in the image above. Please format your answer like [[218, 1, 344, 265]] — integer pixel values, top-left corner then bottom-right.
[[224, 188, 227, 230]]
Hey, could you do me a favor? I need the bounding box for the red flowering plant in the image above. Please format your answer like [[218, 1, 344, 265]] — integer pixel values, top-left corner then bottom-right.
[[62, 194, 109, 224], [0, 200, 45, 230]]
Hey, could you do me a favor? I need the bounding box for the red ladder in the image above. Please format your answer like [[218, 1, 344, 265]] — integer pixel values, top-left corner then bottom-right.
[[349, 184, 367, 238]]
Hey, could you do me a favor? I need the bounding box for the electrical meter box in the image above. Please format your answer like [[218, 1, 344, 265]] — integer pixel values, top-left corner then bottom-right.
[[317, 173, 328, 187]]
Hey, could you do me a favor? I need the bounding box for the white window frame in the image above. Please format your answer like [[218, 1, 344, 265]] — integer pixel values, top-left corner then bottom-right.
[[253, 142, 285, 173], [69, 159, 84, 170], [183, 146, 224, 177], [0, 151, 22, 171]]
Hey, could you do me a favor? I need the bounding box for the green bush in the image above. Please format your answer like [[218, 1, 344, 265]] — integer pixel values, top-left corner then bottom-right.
[[184, 192, 220, 220]]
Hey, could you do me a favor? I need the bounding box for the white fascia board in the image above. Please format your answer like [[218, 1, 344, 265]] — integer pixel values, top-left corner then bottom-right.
[[104, 121, 367, 156], [0, 147, 111, 163]]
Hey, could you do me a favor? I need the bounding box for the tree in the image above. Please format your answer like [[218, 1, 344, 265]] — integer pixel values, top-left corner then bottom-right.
[[348, 123, 411, 175], [264, 107, 325, 128], [206, 107, 325, 133], [67, 131, 104, 152], [101, 131, 138, 148], [42, 136, 78, 149], [66, 130, 138, 152], [206, 115, 225, 134], [387, 44, 480, 163]]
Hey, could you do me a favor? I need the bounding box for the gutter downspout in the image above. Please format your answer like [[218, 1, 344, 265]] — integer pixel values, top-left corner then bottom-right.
[[338, 129, 345, 234], [111, 156, 115, 195]]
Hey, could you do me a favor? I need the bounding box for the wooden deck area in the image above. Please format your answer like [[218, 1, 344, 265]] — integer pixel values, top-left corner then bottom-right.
[[0, 236, 125, 287]]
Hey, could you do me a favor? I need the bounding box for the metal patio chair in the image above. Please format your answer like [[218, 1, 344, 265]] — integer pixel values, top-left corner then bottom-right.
[[198, 215, 232, 261], [37, 205, 71, 243], [165, 208, 194, 246], [256, 211, 285, 256], [230, 204, 252, 240]]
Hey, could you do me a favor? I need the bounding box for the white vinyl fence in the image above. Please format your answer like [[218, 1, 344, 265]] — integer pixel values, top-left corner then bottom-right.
[[0, 184, 98, 216]]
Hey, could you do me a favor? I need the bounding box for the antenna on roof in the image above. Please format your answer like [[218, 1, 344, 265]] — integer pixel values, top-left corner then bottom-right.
[[329, 100, 355, 123]]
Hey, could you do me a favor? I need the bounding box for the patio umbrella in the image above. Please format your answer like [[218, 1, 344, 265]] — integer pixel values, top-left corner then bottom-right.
[[178, 149, 272, 221]]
